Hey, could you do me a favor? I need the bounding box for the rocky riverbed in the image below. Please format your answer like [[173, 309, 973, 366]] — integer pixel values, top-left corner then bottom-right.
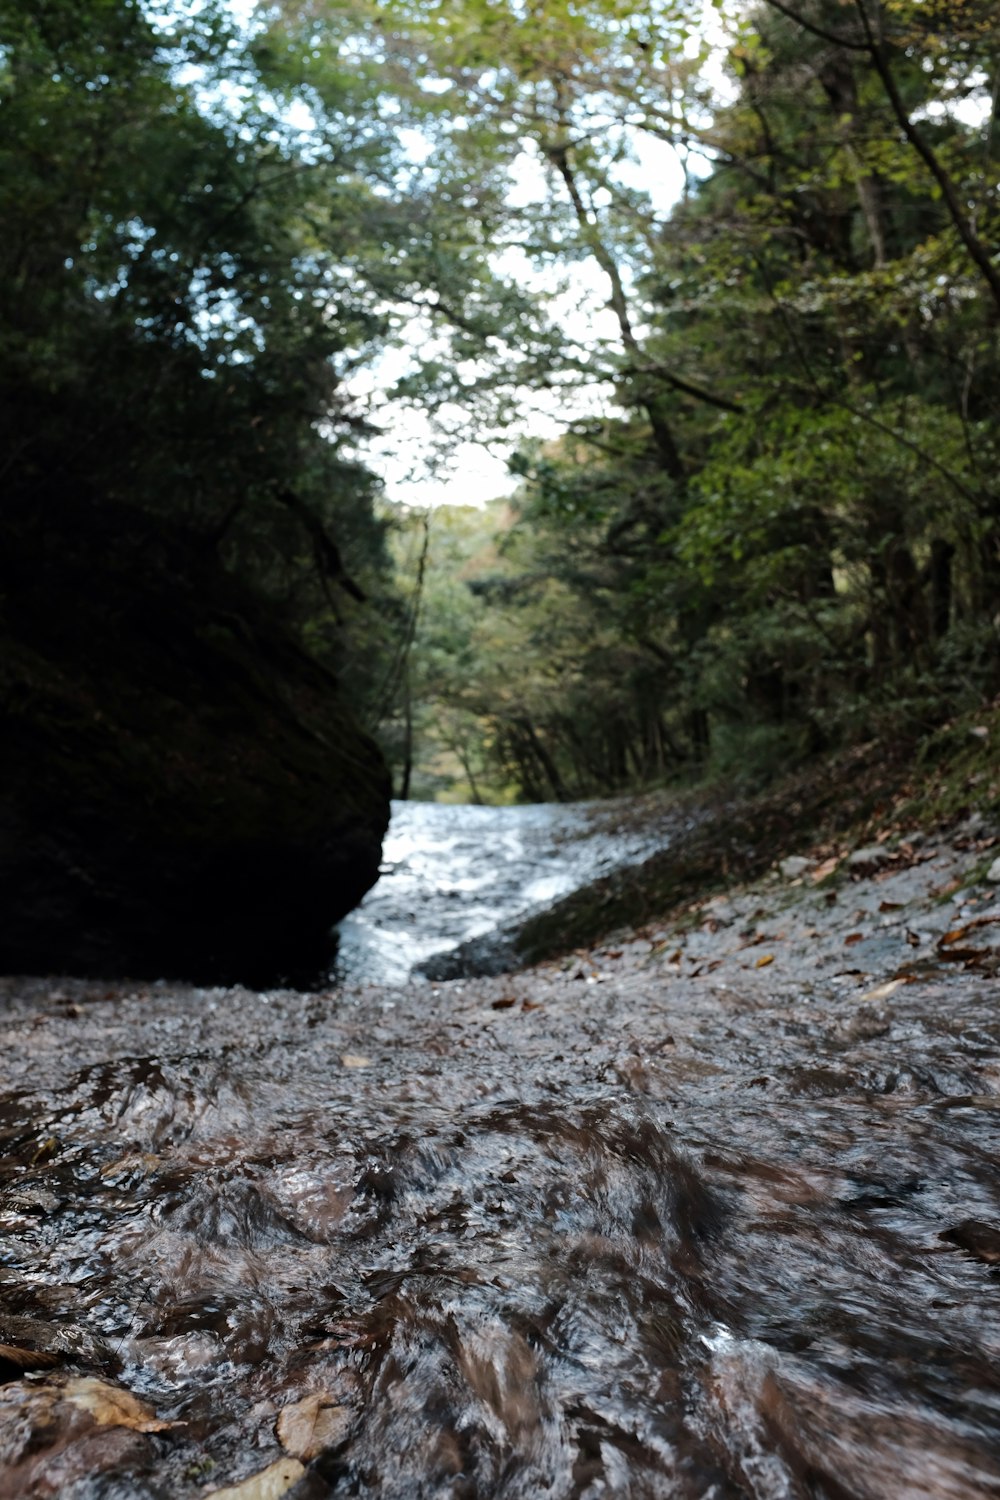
[[2, 811, 1000, 1498]]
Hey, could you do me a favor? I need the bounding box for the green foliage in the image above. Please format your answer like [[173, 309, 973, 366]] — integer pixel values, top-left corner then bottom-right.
[[373, 0, 1000, 800], [0, 0, 410, 710], [5, 0, 999, 807]]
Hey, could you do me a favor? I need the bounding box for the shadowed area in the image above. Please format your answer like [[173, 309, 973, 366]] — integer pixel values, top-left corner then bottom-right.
[[0, 496, 390, 989]]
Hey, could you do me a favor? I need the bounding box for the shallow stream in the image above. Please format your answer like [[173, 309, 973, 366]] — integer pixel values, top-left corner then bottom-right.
[[334, 798, 676, 985], [2, 807, 1000, 1498]]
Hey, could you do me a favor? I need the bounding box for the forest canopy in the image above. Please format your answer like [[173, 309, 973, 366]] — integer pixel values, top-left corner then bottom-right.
[[3, 0, 998, 808], [365, 0, 1000, 800]]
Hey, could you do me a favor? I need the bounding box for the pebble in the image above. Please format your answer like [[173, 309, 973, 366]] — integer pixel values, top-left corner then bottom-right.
[[986, 857, 1000, 884]]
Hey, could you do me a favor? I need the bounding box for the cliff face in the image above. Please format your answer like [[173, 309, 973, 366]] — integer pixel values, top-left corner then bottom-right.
[[0, 500, 391, 988]]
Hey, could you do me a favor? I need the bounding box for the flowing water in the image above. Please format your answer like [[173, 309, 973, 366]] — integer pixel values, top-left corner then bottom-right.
[[334, 799, 678, 985], [2, 807, 1000, 1499]]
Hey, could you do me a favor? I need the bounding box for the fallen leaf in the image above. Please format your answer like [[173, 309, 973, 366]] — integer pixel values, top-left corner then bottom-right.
[[491, 997, 517, 1010], [811, 857, 840, 882], [64, 1377, 174, 1433], [521, 999, 543, 1011], [940, 915, 1000, 945], [276, 1393, 351, 1460], [879, 901, 904, 913], [844, 933, 864, 946], [857, 978, 905, 1003], [340, 1054, 371, 1069], [0, 1343, 60, 1378], [100, 1152, 160, 1180], [206, 1459, 306, 1500], [937, 946, 992, 965], [754, 954, 774, 968], [942, 1219, 1000, 1264]]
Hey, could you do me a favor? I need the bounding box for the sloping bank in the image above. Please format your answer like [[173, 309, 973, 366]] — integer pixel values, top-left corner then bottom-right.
[[420, 727, 999, 980], [0, 498, 390, 988]]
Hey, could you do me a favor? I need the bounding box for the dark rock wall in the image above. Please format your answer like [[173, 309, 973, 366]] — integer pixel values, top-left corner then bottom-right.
[[0, 500, 390, 987]]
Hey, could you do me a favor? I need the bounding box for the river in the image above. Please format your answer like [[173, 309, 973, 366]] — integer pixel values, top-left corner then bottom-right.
[[334, 798, 678, 985], [2, 803, 1000, 1498]]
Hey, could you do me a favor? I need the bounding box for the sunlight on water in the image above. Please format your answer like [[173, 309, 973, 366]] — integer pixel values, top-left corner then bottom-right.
[[334, 798, 670, 985]]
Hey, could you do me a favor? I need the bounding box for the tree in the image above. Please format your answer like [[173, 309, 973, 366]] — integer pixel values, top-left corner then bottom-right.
[[352, 0, 1000, 792]]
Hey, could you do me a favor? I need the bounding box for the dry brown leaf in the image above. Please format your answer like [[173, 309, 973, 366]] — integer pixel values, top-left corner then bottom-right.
[[754, 954, 774, 968], [276, 1392, 351, 1460], [63, 1377, 174, 1432], [940, 916, 1000, 947], [340, 1053, 371, 1069], [491, 997, 517, 1010], [0, 1343, 60, 1375], [811, 857, 840, 882], [206, 1458, 306, 1500], [100, 1152, 160, 1180], [844, 933, 864, 946]]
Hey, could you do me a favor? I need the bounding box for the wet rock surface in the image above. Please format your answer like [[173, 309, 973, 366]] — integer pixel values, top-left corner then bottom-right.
[[2, 823, 1000, 1496]]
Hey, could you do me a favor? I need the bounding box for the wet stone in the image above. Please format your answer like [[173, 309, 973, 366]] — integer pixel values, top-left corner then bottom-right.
[[846, 844, 893, 870]]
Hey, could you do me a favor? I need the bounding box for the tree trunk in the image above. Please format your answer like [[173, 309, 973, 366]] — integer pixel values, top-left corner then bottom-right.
[[930, 538, 955, 641], [399, 678, 413, 801]]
